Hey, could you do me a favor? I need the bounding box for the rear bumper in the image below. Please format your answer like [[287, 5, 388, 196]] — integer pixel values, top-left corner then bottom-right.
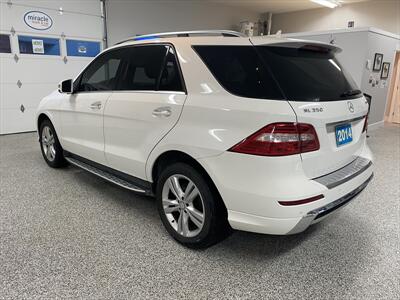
[[288, 173, 373, 234], [198, 142, 374, 235]]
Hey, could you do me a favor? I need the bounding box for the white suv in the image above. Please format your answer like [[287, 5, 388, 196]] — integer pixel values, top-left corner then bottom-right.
[[36, 30, 373, 248]]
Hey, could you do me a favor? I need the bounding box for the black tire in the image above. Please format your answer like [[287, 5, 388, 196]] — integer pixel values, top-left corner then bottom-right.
[[156, 162, 231, 249], [39, 119, 67, 168]]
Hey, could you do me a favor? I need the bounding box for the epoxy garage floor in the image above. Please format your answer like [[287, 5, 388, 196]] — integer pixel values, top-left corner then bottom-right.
[[0, 125, 399, 299]]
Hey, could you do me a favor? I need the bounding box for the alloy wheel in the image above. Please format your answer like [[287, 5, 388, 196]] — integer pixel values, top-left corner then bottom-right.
[[162, 175, 205, 238], [41, 126, 56, 162]]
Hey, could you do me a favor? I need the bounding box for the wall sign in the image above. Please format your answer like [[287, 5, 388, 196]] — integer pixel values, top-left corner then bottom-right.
[[32, 39, 44, 54], [24, 11, 53, 31]]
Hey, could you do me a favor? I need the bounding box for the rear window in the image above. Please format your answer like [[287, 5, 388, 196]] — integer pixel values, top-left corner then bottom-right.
[[256, 46, 361, 101], [193, 46, 283, 100], [194, 45, 361, 102]]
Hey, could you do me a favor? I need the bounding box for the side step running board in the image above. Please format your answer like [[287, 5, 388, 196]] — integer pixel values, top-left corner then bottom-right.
[[65, 157, 147, 194]]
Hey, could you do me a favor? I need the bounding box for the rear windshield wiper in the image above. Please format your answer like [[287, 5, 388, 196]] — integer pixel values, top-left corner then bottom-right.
[[340, 89, 362, 98]]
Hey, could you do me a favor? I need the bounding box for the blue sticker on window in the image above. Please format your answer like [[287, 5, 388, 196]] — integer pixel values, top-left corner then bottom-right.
[[66, 40, 101, 57], [18, 35, 60, 55]]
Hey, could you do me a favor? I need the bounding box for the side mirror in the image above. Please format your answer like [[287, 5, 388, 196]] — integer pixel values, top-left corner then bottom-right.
[[58, 79, 73, 94]]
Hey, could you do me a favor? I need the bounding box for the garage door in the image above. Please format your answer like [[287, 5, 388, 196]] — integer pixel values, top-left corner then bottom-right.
[[0, 0, 104, 134]]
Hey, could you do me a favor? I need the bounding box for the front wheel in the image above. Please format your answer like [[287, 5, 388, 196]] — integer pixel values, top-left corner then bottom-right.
[[156, 163, 230, 248], [39, 119, 67, 168]]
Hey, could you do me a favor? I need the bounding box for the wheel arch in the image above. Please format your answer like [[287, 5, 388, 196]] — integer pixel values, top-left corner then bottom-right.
[[37, 113, 51, 131], [150, 150, 228, 215], [36, 112, 63, 148]]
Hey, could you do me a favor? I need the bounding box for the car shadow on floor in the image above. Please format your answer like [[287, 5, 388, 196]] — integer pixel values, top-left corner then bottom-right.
[[67, 163, 371, 279]]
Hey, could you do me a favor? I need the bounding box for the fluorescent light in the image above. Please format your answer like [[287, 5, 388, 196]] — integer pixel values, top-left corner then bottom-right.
[[310, 0, 340, 9]]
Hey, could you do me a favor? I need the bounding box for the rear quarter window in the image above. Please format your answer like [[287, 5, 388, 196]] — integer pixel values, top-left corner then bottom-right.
[[193, 46, 283, 100]]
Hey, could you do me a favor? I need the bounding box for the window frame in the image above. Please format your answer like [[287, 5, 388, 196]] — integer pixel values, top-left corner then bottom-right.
[[72, 42, 187, 95], [66, 39, 101, 57], [17, 35, 61, 56]]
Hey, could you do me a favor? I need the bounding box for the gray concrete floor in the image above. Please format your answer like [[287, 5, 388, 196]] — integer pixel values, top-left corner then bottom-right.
[[0, 125, 399, 299]]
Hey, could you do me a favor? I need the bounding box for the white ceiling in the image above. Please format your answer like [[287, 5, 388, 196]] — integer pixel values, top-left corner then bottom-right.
[[212, 0, 372, 14]]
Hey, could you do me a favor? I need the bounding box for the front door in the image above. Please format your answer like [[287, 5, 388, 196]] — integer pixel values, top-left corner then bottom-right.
[[60, 49, 124, 164]]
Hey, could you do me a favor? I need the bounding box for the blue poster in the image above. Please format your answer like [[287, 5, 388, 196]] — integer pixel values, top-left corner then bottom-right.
[[66, 40, 101, 57]]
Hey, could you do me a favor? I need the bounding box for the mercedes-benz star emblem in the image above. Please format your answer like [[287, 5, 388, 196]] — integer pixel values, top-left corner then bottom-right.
[[347, 101, 355, 113]]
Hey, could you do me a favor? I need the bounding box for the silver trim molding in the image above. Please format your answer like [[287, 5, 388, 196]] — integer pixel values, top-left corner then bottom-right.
[[289, 174, 373, 234], [327, 115, 366, 128], [313, 156, 372, 189]]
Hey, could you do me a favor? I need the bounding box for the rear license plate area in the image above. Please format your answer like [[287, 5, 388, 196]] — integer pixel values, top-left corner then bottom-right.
[[335, 123, 353, 146]]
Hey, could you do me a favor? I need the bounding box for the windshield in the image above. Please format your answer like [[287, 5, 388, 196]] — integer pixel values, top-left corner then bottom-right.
[[256, 46, 361, 102]]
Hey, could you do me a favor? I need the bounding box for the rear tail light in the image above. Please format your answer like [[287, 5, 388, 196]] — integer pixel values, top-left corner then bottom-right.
[[229, 122, 320, 156], [362, 115, 368, 133]]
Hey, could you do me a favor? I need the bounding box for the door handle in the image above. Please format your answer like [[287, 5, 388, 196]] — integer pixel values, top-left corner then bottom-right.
[[90, 101, 102, 110], [152, 106, 172, 118]]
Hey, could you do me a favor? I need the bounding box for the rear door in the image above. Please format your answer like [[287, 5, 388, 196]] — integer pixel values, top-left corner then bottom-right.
[[252, 39, 369, 178], [104, 44, 186, 180]]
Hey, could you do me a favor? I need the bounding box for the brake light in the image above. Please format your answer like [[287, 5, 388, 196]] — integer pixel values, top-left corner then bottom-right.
[[362, 115, 368, 133], [229, 123, 320, 156]]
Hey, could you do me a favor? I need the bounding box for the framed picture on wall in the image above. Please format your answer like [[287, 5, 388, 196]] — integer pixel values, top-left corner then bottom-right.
[[381, 62, 390, 79], [373, 53, 383, 71]]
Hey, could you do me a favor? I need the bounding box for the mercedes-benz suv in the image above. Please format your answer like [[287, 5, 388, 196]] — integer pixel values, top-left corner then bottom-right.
[[36, 30, 374, 248]]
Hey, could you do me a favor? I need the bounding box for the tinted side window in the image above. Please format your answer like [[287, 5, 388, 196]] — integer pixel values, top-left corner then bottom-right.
[[159, 47, 184, 92], [116, 45, 168, 91], [76, 49, 123, 92], [193, 46, 283, 100]]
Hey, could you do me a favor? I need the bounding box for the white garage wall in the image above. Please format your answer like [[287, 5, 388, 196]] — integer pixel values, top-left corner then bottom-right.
[[271, 0, 400, 36], [0, 0, 104, 134], [105, 0, 261, 45]]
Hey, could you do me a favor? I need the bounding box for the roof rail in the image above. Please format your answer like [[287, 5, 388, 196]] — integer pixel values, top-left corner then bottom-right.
[[116, 30, 245, 45]]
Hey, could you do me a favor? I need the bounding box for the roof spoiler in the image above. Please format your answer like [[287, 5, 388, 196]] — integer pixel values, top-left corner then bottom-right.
[[264, 40, 342, 53]]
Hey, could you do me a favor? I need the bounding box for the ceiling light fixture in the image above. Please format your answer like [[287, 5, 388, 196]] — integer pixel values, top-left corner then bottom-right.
[[310, 0, 341, 9]]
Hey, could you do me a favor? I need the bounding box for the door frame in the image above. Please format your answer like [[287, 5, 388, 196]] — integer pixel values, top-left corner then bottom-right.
[[385, 51, 400, 123]]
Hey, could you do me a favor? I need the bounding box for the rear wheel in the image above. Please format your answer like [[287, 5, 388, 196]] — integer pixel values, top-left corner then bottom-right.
[[156, 163, 230, 248], [39, 119, 66, 168]]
